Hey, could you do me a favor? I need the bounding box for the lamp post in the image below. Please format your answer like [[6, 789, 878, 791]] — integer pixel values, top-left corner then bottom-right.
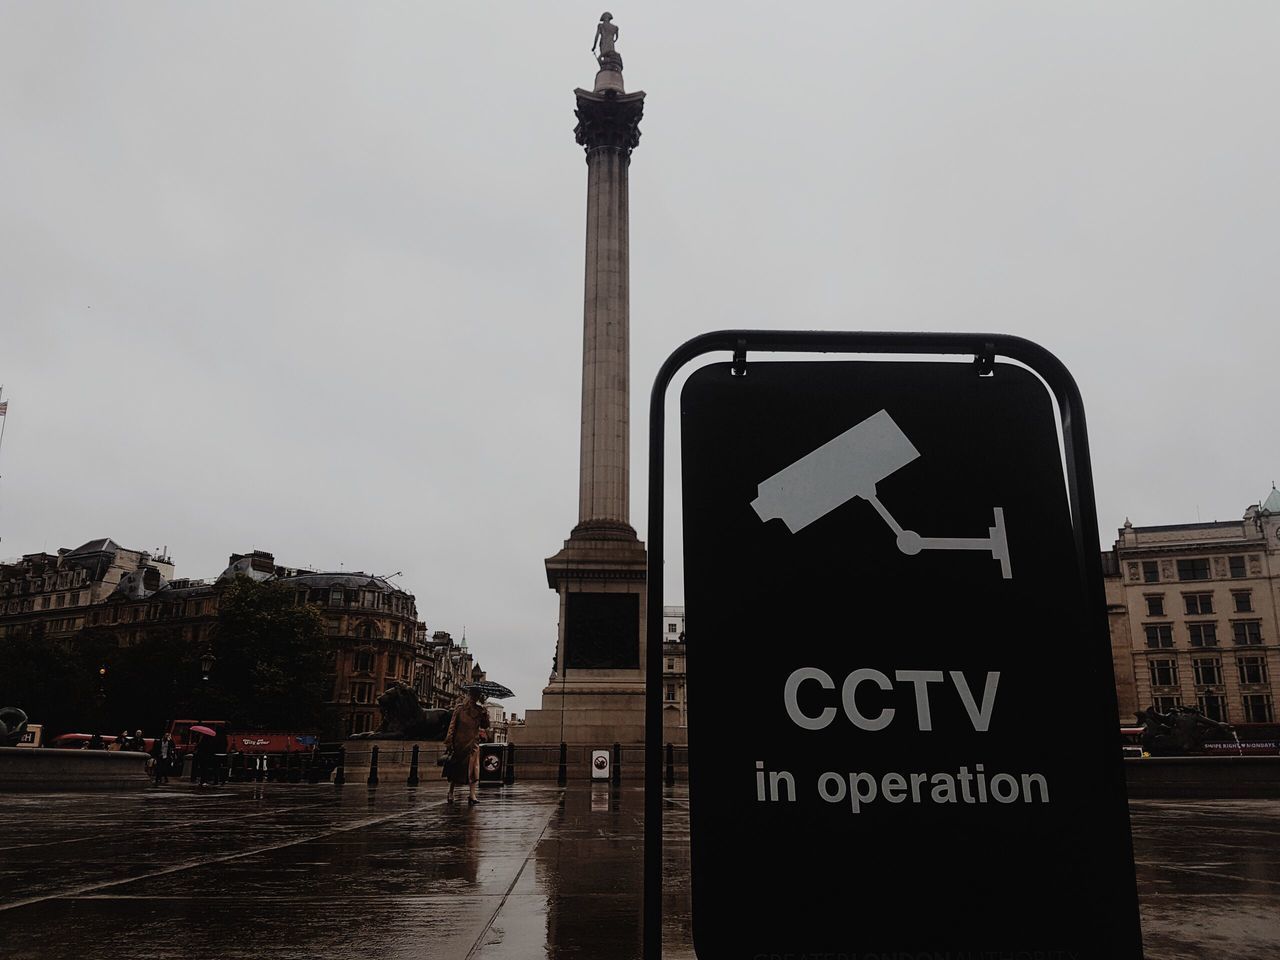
[[199, 650, 216, 720], [97, 664, 108, 734]]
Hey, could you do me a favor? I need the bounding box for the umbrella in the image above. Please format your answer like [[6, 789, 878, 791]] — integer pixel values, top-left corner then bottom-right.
[[190, 725, 218, 737], [462, 681, 514, 700]]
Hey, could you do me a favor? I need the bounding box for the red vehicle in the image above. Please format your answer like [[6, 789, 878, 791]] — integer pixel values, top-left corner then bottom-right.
[[52, 733, 156, 752], [167, 720, 318, 756]]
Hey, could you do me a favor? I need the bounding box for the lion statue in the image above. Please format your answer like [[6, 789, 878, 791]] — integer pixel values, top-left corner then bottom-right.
[[0, 707, 29, 748], [349, 683, 450, 741]]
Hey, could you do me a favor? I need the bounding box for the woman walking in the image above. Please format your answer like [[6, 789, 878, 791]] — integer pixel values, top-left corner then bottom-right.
[[151, 731, 176, 784], [442, 688, 490, 805]]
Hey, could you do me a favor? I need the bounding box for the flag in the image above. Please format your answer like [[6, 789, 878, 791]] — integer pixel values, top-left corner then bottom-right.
[[0, 401, 7, 416]]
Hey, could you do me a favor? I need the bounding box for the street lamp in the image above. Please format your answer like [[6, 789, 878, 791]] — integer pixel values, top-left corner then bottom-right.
[[198, 650, 216, 722], [97, 664, 108, 733]]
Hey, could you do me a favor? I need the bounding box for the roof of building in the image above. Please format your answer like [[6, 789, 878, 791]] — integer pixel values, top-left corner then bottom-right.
[[1128, 520, 1243, 534], [1263, 486, 1280, 515], [275, 572, 404, 593], [66, 538, 123, 556], [216, 556, 275, 583]]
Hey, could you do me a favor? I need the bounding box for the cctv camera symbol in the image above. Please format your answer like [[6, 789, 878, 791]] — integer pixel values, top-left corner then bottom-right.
[[750, 409, 1012, 579]]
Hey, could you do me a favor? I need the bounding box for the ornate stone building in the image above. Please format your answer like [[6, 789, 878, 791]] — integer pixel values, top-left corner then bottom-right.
[[0, 539, 485, 737], [0, 539, 176, 645], [1105, 489, 1280, 726], [662, 605, 687, 741]]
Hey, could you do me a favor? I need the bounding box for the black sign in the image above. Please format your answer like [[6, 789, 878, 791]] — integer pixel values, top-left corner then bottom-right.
[[680, 358, 1140, 959]]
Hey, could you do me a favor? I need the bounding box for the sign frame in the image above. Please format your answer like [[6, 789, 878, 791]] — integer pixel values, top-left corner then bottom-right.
[[642, 330, 1136, 959]]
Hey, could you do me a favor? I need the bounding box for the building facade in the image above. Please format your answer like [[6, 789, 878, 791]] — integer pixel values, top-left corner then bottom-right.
[[1106, 489, 1280, 726], [0, 539, 484, 737], [662, 605, 687, 738]]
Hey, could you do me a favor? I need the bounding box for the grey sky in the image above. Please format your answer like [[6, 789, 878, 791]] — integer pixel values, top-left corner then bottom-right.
[[2, 3, 1277, 715]]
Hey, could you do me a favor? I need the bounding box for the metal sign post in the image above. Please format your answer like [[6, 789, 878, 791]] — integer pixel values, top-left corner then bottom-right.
[[644, 331, 1141, 960]]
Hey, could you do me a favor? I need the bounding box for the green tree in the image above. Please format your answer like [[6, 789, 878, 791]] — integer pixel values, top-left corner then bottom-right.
[[0, 631, 86, 736], [209, 576, 335, 730]]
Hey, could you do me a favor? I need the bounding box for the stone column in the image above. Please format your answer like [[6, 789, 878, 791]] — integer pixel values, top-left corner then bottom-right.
[[515, 56, 649, 748], [572, 66, 644, 537]]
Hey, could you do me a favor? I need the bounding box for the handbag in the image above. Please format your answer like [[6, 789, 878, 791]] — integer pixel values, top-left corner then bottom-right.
[[436, 751, 453, 767]]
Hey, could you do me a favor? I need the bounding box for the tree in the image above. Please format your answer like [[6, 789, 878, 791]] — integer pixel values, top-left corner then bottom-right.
[[209, 576, 335, 730], [0, 632, 85, 736]]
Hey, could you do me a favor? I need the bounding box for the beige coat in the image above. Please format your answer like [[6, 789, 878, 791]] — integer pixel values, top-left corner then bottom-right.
[[442, 701, 489, 785]]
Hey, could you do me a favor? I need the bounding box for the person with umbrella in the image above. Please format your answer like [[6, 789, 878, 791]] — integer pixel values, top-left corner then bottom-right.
[[442, 681, 513, 805], [191, 724, 219, 786]]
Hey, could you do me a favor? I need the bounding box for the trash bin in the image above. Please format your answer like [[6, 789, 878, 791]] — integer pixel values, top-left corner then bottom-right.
[[478, 743, 505, 786], [591, 748, 611, 781]]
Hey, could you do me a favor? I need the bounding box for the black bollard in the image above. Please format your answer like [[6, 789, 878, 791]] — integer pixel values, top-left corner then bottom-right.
[[666, 742, 675, 787], [612, 741, 622, 785], [230, 751, 243, 782], [334, 746, 346, 786], [255, 754, 266, 783], [188, 752, 197, 784], [408, 744, 420, 787], [367, 745, 379, 787], [557, 741, 567, 785], [503, 743, 516, 785]]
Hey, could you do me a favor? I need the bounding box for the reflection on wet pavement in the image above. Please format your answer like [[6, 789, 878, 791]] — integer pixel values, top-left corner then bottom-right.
[[0, 784, 1275, 958]]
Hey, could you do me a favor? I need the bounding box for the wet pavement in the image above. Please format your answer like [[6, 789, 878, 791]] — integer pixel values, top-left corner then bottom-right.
[[0, 782, 1276, 959]]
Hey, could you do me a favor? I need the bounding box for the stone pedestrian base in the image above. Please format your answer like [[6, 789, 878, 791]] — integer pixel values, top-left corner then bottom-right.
[[339, 740, 439, 785], [1124, 755, 1280, 798], [0, 746, 149, 791]]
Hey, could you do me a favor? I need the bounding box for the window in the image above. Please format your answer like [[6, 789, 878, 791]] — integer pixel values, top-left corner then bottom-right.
[[1142, 561, 1159, 583], [1237, 656, 1268, 686], [353, 682, 373, 704], [55, 594, 66, 608], [1197, 693, 1228, 723], [1145, 595, 1165, 617], [39, 596, 50, 610], [667, 623, 678, 634], [1177, 558, 1211, 581], [666, 658, 674, 671], [1149, 659, 1178, 687], [330, 589, 343, 606], [1144, 624, 1174, 649], [1188, 622, 1218, 648], [1232, 621, 1263, 645], [1192, 657, 1222, 686], [355, 651, 374, 672], [1243, 695, 1274, 723], [1183, 593, 1213, 615], [70, 591, 81, 606], [1233, 591, 1253, 613], [1153, 695, 1181, 713], [665, 684, 676, 702], [1228, 555, 1246, 579]]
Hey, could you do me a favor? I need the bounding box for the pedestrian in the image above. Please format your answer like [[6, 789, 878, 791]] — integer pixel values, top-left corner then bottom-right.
[[194, 730, 217, 786], [87, 732, 107, 750], [133, 729, 146, 752], [442, 687, 490, 805], [114, 730, 128, 751], [151, 732, 176, 784]]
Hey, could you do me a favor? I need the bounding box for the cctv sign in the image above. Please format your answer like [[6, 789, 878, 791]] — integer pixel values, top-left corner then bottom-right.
[[679, 355, 1140, 959]]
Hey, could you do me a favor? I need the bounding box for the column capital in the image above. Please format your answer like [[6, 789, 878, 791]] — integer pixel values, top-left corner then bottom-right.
[[574, 89, 645, 159]]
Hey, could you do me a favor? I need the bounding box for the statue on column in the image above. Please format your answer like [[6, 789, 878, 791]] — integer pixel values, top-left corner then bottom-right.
[[593, 12, 619, 62]]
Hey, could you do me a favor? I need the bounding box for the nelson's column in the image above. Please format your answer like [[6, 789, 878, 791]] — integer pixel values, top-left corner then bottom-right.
[[518, 14, 647, 747]]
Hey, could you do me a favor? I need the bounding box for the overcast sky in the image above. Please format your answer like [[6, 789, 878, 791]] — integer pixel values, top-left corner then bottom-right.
[[2, 3, 1277, 715]]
